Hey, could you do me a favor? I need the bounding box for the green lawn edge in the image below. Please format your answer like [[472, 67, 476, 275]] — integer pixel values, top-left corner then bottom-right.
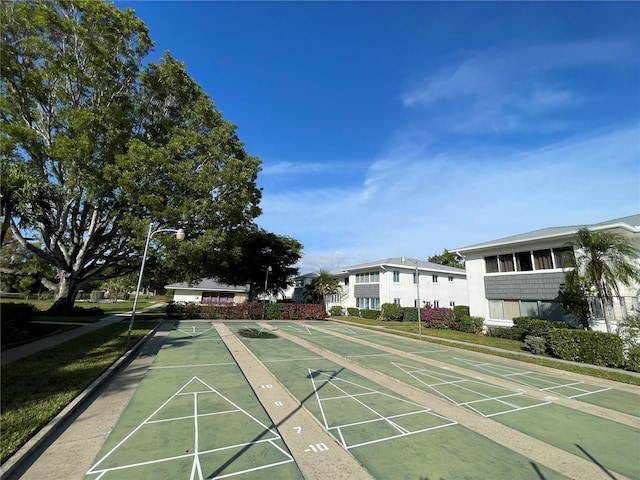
[[330, 316, 640, 386], [0, 321, 158, 463]]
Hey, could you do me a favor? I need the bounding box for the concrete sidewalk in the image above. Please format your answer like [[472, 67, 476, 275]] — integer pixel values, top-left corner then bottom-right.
[[1, 303, 165, 366]]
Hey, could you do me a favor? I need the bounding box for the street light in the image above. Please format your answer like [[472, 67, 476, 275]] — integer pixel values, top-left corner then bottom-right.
[[262, 265, 272, 320], [402, 256, 422, 341], [125, 224, 185, 351]]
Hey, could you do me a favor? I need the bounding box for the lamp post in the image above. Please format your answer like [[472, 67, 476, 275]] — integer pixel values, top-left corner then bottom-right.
[[262, 265, 271, 319], [125, 224, 185, 351], [402, 256, 422, 341]]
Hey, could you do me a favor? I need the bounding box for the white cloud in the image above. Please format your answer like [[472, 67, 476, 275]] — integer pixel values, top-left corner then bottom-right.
[[261, 161, 328, 176], [401, 40, 631, 134], [258, 125, 639, 272]]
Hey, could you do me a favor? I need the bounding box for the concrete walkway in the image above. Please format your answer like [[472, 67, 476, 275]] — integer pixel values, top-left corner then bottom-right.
[[0, 303, 165, 366]]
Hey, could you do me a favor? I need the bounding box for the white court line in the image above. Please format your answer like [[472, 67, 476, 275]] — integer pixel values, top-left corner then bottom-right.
[[347, 353, 394, 358], [150, 362, 236, 369], [392, 362, 549, 418], [262, 356, 324, 363], [309, 369, 456, 450], [87, 376, 292, 478], [452, 357, 609, 398]]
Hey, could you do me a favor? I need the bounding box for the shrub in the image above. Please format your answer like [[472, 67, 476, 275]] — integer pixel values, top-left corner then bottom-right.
[[381, 303, 403, 321], [547, 329, 624, 368], [422, 307, 458, 330], [1, 303, 40, 344], [453, 305, 470, 320], [69, 306, 105, 317], [524, 335, 547, 355], [486, 326, 524, 341], [402, 307, 420, 322], [360, 308, 380, 320], [458, 315, 484, 334], [329, 305, 344, 316], [347, 307, 360, 317], [265, 303, 282, 320], [512, 316, 572, 340], [626, 346, 640, 373]]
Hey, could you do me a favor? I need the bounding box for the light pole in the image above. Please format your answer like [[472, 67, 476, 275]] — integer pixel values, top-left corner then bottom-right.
[[125, 224, 185, 351], [402, 257, 422, 341], [262, 265, 271, 319]]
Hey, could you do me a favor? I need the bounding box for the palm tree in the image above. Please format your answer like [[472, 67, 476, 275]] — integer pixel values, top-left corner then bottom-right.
[[571, 227, 640, 332], [308, 269, 340, 312]]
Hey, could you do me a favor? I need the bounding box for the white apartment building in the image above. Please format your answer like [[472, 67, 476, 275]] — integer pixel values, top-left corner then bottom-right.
[[454, 214, 640, 331], [294, 257, 468, 313]]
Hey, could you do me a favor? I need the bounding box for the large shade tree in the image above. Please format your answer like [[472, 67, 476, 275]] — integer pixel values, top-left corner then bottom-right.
[[0, 1, 262, 313], [218, 227, 303, 301], [569, 227, 640, 332]]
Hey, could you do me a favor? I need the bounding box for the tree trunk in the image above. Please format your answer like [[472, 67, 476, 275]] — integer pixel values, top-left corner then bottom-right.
[[47, 270, 79, 315]]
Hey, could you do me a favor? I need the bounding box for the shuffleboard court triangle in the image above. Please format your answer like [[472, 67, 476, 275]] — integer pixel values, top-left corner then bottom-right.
[[86, 376, 292, 479]]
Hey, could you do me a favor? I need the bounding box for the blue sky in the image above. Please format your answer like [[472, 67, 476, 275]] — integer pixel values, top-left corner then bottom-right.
[[115, 1, 639, 274]]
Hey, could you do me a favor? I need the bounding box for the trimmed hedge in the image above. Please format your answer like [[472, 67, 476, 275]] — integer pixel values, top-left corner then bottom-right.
[[547, 329, 624, 368], [402, 307, 420, 322], [459, 315, 484, 334], [166, 302, 327, 320], [626, 347, 640, 373], [453, 305, 470, 320], [360, 308, 381, 320], [486, 326, 524, 340], [347, 307, 360, 317], [512, 316, 572, 340], [381, 303, 403, 321], [329, 305, 344, 316]]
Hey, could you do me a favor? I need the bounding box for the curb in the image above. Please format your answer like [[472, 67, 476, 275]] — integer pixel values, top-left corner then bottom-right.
[[0, 323, 161, 480]]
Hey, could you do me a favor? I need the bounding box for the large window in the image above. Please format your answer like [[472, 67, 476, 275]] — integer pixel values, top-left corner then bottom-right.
[[485, 256, 499, 273], [432, 275, 438, 283], [355, 272, 380, 283], [485, 247, 575, 273], [553, 247, 576, 269], [533, 249, 553, 270], [202, 292, 234, 304], [356, 297, 380, 309], [515, 251, 533, 271], [499, 254, 515, 272], [393, 271, 400, 282]]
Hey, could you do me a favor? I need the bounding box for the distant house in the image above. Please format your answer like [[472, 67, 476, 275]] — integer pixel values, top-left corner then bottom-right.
[[294, 257, 468, 312], [454, 214, 640, 331], [165, 279, 249, 304]]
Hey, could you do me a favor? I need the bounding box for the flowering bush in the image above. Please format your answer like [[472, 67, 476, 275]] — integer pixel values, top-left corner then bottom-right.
[[422, 307, 459, 330]]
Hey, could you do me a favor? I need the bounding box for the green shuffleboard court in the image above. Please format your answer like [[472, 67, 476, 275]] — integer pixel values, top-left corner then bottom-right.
[[85, 322, 303, 480]]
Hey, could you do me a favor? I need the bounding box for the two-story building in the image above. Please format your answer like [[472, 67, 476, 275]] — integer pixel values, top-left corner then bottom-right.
[[454, 214, 640, 331], [294, 257, 468, 313]]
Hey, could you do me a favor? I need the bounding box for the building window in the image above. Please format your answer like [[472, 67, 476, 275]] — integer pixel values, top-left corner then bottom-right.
[[515, 251, 533, 271], [394, 298, 401, 305], [344, 277, 349, 285], [356, 297, 380, 309], [433, 300, 440, 308], [485, 256, 499, 273], [449, 301, 455, 307], [431, 275, 437, 283], [553, 247, 576, 269], [499, 254, 515, 272], [489, 300, 504, 319], [448, 276, 454, 282], [413, 272, 418, 284], [393, 271, 400, 282], [356, 272, 380, 283], [533, 249, 553, 270]]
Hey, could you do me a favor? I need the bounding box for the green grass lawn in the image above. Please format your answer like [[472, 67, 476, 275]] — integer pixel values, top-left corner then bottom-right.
[[332, 316, 640, 386], [0, 321, 157, 463], [0, 297, 162, 314]]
